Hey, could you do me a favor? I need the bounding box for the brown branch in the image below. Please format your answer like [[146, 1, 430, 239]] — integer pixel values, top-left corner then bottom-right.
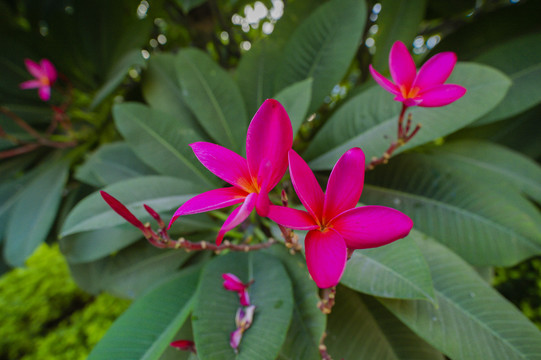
[[319, 333, 334, 360], [0, 143, 40, 159], [318, 286, 336, 314]]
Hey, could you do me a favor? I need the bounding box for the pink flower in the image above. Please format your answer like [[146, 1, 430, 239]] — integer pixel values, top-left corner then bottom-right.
[[268, 148, 413, 288], [168, 99, 293, 245], [223, 273, 251, 306], [170, 339, 196, 353], [19, 58, 57, 101], [369, 41, 466, 107], [230, 305, 256, 353]]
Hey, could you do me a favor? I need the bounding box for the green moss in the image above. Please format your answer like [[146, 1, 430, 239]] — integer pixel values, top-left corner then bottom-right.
[[0, 243, 130, 359]]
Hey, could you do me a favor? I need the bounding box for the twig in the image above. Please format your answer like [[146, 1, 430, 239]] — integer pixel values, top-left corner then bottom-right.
[[319, 333, 334, 360], [318, 286, 336, 314]]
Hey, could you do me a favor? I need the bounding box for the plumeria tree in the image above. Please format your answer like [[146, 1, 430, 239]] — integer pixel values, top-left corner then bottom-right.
[[1, 0, 541, 359]]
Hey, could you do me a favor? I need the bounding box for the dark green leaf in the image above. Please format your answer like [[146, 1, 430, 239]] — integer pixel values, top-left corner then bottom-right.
[[274, 78, 313, 136], [275, 0, 366, 112], [87, 265, 201, 359], [4, 158, 69, 266], [380, 236, 541, 360], [326, 286, 444, 360], [176, 48, 248, 152], [305, 63, 511, 169], [342, 233, 436, 303], [193, 251, 293, 360]]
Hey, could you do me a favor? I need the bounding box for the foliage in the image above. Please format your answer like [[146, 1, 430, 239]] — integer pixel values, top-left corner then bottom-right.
[[1, 0, 541, 359], [0, 244, 130, 359]]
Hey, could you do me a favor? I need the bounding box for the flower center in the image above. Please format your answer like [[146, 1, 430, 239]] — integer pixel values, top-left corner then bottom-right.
[[399, 85, 420, 99], [39, 76, 50, 86]]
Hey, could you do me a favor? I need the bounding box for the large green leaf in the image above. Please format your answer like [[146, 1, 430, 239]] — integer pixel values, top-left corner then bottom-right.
[[192, 251, 293, 360], [341, 233, 435, 303], [176, 48, 248, 152], [235, 40, 282, 117], [69, 241, 194, 298], [265, 246, 325, 360], [371, 0, 428, 72], [305, 63, 511, 169], [424, 139, 541, 204], [113, 103, 216, 187], [75, 142, 157, 187], [4, 157, 69, 266], [141, 53, 205, 135], [362, 154, 541, 266], [326, 286, 444, 360], [61, 176, 202, 236], [88, 265, 200, 359], [274, 78, 313, 136], [473, 33, 541, 125], [275, 0, 366, 113], [380, 236, 541, 360]]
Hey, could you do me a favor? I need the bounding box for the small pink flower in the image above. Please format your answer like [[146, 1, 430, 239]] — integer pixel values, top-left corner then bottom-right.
[[168, 99, 293, 245], [20, 58, 57, 101], [268, 148, 413, 288], [230, 305, 256, 353], [369, 41, 466, 107], [223, 273, 251, 306], [170, 339, 196, 353]]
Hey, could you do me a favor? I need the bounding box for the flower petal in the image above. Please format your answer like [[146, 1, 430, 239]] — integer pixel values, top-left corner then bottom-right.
[[413, 52, 457, 89], [324, 147, 365, 221], [369, 65, 400, 95], [168, 187, 248, 228], [304, 228, 347, 288], [38, 86, 51, 101], [330, 206, 413, 249], [288, 150, 324, 220], [246, 99, 293, 191], [100, 191, 145, 231], [40, 59, 57, 83], [223, 273, 246, 292], [267, 205, 319, 230], [24, 58, 44, 79], [190, 142, 253, 192], [216, 192, 257, 245], [19, 80, 41, 89], [417, 84, 467, 107], [389, 41, 417, 89]]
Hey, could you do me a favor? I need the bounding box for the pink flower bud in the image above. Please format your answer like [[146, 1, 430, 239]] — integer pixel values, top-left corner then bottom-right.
[[170, 339, 196, 353], [100, 191, 145, 231]]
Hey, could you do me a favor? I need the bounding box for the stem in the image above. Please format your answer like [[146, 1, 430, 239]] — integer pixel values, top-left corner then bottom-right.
[[318, 286, 336, 314], [397, 103, 408, 138], [319, 333, 334, 360]]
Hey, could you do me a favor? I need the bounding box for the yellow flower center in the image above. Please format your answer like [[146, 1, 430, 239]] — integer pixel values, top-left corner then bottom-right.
[[399, 85, 420, 99]]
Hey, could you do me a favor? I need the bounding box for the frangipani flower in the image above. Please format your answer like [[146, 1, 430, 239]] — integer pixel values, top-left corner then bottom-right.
[[223, 273, 252, 306], [268, 148, 413, 288], [20, 58, 57, 101], [168, 99, 293, 245], [369, 41, 466, 107]]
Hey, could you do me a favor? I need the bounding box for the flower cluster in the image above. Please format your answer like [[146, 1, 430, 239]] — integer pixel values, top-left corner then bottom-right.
[[223, 273, 255, 352]]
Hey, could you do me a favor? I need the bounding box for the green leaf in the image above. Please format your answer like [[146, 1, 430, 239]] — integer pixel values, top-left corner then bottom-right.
[[305, 63, 511, 169], [265, 246, 325, 360], [69, 241, 194, 298], [75, 142, 157, 187], [275, 0, 366, 112], [473, 33, 541, 125], [113, 103, 216, 187], [175, 0, 207, 13], [4, 158, 69, 266], [326, 286, 444, 360], [380, 236, 541, 360], [235, 40, 282, 117], [61, 176, 202, 236], [91, 49, 146, 109], [88, 265, 200, 359], [425, 139, 541, 204], [362, 154, 541, 266], [342, 233, 436, 303], [176, 48, 248, 152], [141, 53, 205, 135], [192, 251, 293, 360], [371, 0, 428, 72], [274, 78, 313, 136]]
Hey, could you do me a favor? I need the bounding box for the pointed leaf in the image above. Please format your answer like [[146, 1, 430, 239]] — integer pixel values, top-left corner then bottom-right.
[[176, 48, 248, 152], [113, 103, 216, 187], [193, 252, 293, 360], [380, 236, 541, 360], [305, 63, 511, 169], [326, 286, 444, 360], [342, 233, 436, 303], [275, 0, 366, 112], [87, 265, 200, 359]]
